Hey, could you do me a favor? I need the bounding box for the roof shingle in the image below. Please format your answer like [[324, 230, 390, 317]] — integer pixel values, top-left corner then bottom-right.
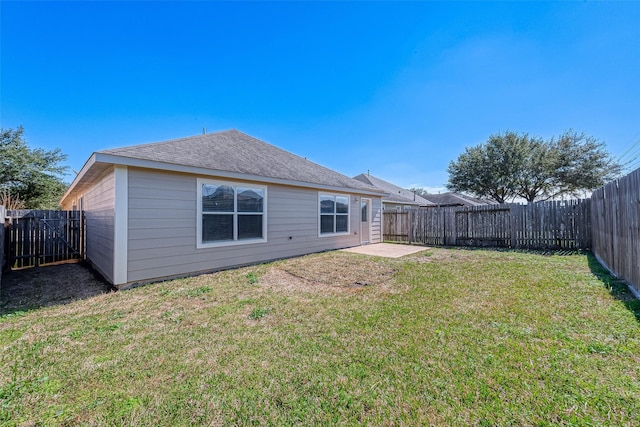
[[100, 129, 382, 193], [352, 173, 435, 206]]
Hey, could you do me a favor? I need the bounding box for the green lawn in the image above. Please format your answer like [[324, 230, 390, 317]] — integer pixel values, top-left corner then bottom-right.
[[1, 248, 639, 426]]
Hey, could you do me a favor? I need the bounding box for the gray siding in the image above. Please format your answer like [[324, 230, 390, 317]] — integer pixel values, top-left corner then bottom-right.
[[127, 168, 381, 284], [84, 168, 116, 282]]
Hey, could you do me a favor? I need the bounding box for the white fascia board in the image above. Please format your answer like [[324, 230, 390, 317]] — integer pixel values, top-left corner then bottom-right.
[[93, 152, 386, 197], [113, 165, 128, 286], [59, 153, 97, 204], [382, 198, 420, 206]]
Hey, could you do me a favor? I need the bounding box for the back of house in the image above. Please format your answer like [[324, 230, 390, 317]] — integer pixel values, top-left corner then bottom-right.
[[61, 130, 385, 288]]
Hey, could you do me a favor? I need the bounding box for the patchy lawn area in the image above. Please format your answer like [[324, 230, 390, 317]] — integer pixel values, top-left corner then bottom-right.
[[1, 248, 639, 426], [0, 262, 113, 314]]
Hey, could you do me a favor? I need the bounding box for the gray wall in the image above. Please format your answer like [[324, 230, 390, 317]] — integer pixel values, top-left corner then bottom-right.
[[79, 168, 116, 283], [127, 167, 381, 284]]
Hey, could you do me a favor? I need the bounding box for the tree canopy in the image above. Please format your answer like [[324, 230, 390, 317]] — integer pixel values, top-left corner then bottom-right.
[[0, 126, 69, 209], [407, 187, 430, 198], [447, 130, 621, 203]]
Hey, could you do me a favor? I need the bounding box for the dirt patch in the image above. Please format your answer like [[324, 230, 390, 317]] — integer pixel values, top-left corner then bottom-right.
[[0, 262, 113, 314], [401, 247, 483, 263], [257, 252, 398, 295], [283, 253, 396, 286], [258, 268, 341, 295]]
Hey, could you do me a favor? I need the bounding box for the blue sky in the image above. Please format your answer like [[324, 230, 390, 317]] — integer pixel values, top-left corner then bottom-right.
[[2, 1, 639, 192]]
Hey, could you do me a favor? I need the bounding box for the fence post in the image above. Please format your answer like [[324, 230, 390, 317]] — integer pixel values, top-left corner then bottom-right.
[[449, 207, 459, 246], [81, 210, 86, 261], [454, 208, 459, 246], [0, 205, 5, 289], [440, 208, 446, 245], [510, 204, 518, 248], [34, 217, 40, 267]]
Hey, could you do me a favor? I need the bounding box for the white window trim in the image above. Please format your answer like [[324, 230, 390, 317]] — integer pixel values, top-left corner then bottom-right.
[[318, 192, 350, 238], [197, 178, 268, 249]]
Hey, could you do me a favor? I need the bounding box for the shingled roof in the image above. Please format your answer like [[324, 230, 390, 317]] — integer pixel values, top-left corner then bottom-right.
[[353, 173, 435, 206], [84, 129, 383, 194]]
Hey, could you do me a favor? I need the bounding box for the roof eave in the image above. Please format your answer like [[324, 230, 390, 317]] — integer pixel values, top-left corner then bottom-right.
[[89, 153, 386, 196], [60, 153, 98, 205], [382, 199, 421, 206]]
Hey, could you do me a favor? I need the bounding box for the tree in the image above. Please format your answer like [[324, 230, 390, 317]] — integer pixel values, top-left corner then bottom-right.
[[447, 130, 621, 203], [447, 131, 528, 203], [0, 126, 69, 209], [551, 130, 622, 198], [407, 187, 430, 198]]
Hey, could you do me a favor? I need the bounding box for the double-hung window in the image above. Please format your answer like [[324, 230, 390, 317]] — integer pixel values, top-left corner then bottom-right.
[[319, 193, 349, 236], [197, 179, 267, 248]]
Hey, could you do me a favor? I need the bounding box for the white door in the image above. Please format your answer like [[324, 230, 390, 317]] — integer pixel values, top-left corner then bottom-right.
[[361, 198, 371, 244]]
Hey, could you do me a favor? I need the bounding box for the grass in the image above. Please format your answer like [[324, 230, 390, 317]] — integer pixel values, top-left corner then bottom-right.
[[1, 247, 639, 426]]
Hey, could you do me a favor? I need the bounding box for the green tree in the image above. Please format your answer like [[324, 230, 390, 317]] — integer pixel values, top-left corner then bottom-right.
[[447, 131, 527, 203], [551, 130, 622, 198], [447, 130, 621, 203], [407, 187, 430, 198], [0, 126, 69, 209]]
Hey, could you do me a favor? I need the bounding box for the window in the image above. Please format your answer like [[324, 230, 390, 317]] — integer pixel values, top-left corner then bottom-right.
[[319, 193, 349, 235], [361, 201, 368, 222], [197, 179, 267, 248]]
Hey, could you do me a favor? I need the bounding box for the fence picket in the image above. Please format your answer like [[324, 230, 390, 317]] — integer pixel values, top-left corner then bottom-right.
[[383, 199, 591, 250], [591, 168, 640, 295], [6, 210, 85, 269]]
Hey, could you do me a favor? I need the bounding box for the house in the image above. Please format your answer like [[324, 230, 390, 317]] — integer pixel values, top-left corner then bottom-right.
[[352, 173, 435, 210], [425, 192, 496, 207], [60, 130, 385, 288]]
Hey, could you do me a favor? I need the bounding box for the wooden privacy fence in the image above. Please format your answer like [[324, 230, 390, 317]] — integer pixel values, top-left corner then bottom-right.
[[0, 205, 5, 287], [383, 199, 592, 250], [591, 167, 640, 296], [6, 210, 85, 269]]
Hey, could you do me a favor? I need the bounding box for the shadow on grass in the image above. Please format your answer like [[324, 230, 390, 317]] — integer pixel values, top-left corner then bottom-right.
[[394, 243, 640, 321], [586, 253, 640, 323], [423, 244, 589, 257], [0, 262, 115, 317], [444, 245, 640, 313]]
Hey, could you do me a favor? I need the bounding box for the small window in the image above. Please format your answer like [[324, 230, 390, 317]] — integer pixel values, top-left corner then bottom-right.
[[361, 202, 368, 222], [319, 193, 349, 236], [198, 179, 267, 248]]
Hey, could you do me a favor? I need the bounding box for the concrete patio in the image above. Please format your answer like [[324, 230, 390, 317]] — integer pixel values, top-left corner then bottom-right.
[[340, 243, 429, 258]]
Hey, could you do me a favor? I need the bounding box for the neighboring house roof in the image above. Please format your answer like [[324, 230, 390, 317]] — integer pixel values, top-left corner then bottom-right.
[[62, 130, 385, 202], [425, 192, 496, 207], [353, 173, 435, 207]]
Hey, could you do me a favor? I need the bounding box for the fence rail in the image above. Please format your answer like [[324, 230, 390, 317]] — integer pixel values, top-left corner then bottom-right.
[[383, 199, 592, 250], [591, 168, 640, 296], [6, 210, 85, 269]]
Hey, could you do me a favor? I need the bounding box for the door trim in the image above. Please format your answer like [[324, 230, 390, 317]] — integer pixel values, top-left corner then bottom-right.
[[361, 198, 372, 244]]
